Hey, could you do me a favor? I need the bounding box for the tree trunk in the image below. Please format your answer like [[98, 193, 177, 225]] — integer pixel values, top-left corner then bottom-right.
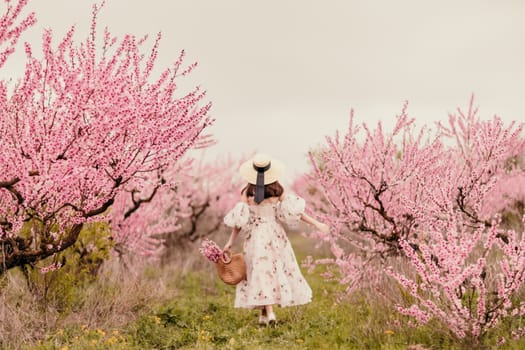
[[0, 223, 84, 274]]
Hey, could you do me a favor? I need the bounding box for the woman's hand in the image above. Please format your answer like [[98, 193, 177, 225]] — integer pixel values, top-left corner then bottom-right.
[[315, 222, 330, 234], [223, 240, 233, 251], [224, 227, 240, 252], [300, 213, 330, 234]]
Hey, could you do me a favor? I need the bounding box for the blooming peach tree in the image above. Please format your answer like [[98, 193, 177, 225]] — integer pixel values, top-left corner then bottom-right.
[[110, 154, 246, 262], [304, 97, 525, 342], [0, 0, 35, 68], [165, 155, 247, 243], [108, 162, 188, 261], [0, 1, 212, 272]]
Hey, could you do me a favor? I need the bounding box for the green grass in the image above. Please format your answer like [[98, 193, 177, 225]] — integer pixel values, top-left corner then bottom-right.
[[30, 271, 402, 350], [27, 269, 525, 350], [18, 234, 525, 349], [20, 269, 496, 350]]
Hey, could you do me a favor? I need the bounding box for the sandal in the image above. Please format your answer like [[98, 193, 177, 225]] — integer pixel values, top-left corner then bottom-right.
[[267, 311, 276, 324]]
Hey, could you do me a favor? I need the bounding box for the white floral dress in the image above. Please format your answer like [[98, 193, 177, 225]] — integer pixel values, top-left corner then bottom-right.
[[224, 195, 312, 308]]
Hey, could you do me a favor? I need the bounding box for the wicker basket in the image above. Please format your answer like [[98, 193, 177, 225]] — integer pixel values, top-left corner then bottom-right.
[[216, 250, 246, 285]]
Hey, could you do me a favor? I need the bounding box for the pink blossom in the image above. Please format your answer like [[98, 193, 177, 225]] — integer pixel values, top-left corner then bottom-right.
[[198, 238, 223, 263], [0, 1, 212, 271], [298, 96, 525, 341], [109, 154, 247, 261]]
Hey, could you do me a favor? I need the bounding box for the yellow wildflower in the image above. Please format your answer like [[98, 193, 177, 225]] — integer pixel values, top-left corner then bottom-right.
[[199, 330, 211, 342], [106, 336, 118, 345], [384, 329, 395, 335]]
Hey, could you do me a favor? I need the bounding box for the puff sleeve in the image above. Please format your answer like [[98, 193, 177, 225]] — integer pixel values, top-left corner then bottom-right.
[[224, 202, 250, 229], [277, 195, 306, 227]]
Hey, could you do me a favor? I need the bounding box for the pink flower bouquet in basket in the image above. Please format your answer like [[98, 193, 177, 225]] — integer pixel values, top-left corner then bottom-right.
[[198, 238, 246, 285], [198, 238, 223, 263]]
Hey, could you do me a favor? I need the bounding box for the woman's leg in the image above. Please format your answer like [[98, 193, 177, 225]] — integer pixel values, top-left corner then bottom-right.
[[265, 305, 276, 323], [259, 306, 268, 324]]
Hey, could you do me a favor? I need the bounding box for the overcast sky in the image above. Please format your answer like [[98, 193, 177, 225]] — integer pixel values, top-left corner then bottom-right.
[[3, 0, 524, 180]]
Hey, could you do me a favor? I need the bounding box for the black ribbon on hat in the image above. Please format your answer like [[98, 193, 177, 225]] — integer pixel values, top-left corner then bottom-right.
[[253, 162, 271, 204]]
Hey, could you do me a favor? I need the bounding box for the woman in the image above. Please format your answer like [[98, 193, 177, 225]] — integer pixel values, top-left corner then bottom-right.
[[223, 153, 329, 325]]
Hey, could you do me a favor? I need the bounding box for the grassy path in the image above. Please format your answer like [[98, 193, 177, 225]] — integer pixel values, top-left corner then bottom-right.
[[117, 271, 430, 350], [26, 234, 525, 349], [30, 269, 454, 350]]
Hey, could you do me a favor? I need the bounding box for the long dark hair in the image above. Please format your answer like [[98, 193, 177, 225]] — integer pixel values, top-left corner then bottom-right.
[[242, 181, 284, 200]]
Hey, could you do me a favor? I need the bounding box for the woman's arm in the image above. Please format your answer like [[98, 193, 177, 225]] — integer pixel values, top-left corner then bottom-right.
[[223, 226, 241, 251], [300, 212, 330, 233], [279, 189, 329, 233]]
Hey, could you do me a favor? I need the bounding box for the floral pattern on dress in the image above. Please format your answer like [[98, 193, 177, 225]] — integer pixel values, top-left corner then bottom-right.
[[223, 195, 312, 308], [224, 202, 250, 228], [277, 195, 306, 228]]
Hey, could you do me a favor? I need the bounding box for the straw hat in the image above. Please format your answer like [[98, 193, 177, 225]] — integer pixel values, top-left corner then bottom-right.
[[239, 153, 285, 185]]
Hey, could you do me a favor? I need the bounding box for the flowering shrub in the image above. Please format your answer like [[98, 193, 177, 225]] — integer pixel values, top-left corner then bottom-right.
[[199, 238, 223, 263], [0, 0, 35, 68], [109, 160, 190, 262], [109, 154, 247, 263], [302, 96, 525, 343], [0, 1, 212, 271], [160, 154, 247, 245], [40, 260, 63, 274]]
